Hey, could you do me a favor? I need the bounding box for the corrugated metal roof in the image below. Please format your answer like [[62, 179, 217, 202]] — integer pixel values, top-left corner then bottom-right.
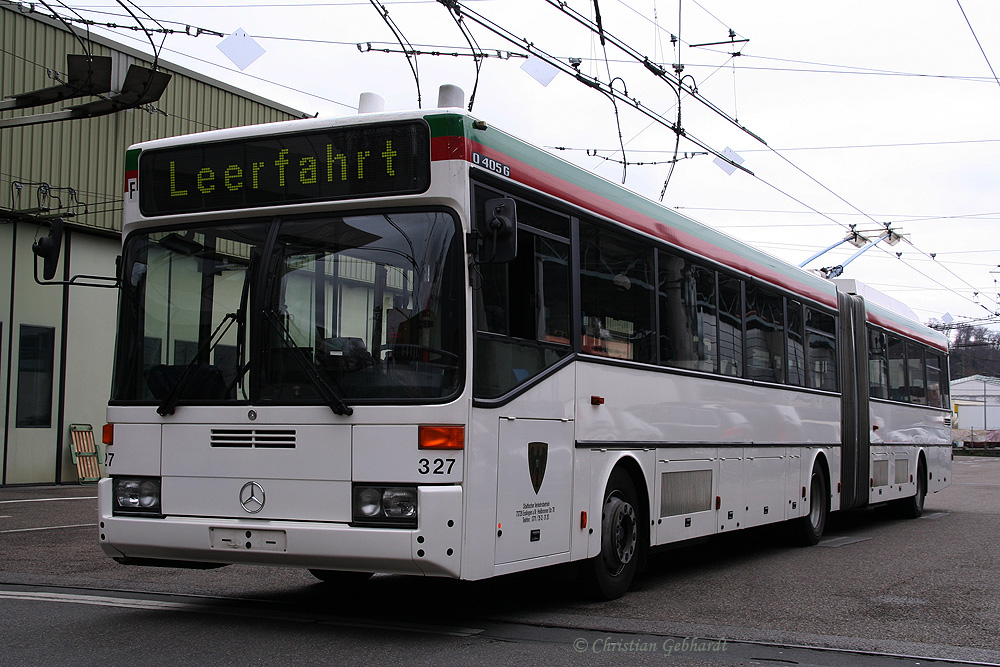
[[0, 1, 308, 234], [0, 0, 307, 117]]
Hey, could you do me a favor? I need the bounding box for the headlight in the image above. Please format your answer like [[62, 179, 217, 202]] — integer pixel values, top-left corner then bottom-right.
[[116, 479, 141, 508], [382, 488, 417, 518], [357, 487, 382, 517], [112, 477, 162, 516], [139, 479, 160, 508], [352, 485, 417, 527]]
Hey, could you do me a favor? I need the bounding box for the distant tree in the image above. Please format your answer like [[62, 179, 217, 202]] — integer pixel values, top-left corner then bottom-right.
[[928, 321, 1000, 379]]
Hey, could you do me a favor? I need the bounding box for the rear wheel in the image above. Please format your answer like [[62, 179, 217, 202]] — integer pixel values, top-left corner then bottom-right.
[[308, 569, 374, 586], [583, 469, 644, 600], [896, 459, 927, 519], [792, 464, 829, 546]]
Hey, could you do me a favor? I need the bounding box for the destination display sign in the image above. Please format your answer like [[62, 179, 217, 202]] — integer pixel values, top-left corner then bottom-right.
[[139, 121, 430, 216]]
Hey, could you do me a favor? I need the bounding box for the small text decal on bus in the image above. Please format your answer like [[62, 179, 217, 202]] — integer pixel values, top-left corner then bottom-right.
[[471, 151, 511, 178], [139, 122, 431, 216]]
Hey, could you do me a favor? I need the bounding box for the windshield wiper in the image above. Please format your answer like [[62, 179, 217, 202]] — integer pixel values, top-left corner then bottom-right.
[[157, 311, 240, 416], [263, 309, 353, 416]]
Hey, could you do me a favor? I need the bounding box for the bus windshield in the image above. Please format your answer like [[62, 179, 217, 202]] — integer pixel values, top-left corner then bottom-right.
[[111, 210, 464, 408]]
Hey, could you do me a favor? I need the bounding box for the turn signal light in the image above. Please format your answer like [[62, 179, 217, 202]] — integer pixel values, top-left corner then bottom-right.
[[102, 423, 114, 446], [419, 425, 464, 450]]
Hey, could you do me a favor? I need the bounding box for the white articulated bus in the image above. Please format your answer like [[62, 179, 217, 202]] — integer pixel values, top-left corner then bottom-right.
[[94, 90, 951, 599]]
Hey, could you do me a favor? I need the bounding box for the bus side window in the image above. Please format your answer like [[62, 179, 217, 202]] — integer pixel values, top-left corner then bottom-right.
[[658, 252, 718, 374], [717, 275, 744, 378], [907, 342, 926, 405], [805, 308, 837, 391], [476, 232, 570, 342], [926, 351, 944, 409], [472, 189, 572, 399], [886, 335, 906, 401], [786, 300, 805, 386], [868, 328, 889, 399], [579, 224, 655, 363], [745, 284, 785, 384]]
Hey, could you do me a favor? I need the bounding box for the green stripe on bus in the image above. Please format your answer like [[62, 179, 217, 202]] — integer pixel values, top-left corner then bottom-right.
[[425, 113, 468, 139], [125, 148, 141, 172]]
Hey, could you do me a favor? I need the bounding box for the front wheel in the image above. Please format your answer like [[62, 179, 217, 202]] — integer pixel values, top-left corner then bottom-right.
[[583, 469, 644, 600], [792, 464, 829, 546]]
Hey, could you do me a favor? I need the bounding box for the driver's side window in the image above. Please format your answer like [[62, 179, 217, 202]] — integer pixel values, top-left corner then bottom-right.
[[473, 186, 571, 400]]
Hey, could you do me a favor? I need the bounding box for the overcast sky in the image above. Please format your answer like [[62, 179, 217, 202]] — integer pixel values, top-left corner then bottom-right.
[[57, 0, 1000, 329]]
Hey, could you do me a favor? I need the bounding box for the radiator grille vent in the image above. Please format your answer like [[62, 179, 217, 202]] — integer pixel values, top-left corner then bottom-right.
[[210, 429, 296, 448]]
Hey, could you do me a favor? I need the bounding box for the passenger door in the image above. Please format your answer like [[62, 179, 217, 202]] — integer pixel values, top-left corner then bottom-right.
[[494, 418, 574, 565]]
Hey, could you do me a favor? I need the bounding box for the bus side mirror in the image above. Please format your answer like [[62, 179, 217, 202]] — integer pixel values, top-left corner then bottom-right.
[[32, 217, 64, 281], [477, 198, 517, 263], [28, 216, 117, 289]]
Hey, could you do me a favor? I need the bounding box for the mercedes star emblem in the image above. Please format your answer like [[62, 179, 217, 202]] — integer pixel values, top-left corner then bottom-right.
[[239, 481, 265, 514]]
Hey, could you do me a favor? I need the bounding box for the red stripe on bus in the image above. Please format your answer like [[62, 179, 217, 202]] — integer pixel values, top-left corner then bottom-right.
[[867, 310, 947, 352], [431, 135, 469, 162]]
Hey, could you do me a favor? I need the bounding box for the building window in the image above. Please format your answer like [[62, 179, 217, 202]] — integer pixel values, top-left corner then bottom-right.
[[16, 325, 55, 428]]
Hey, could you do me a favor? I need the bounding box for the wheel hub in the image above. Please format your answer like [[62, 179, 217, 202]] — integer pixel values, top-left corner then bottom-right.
[[603, 496, 637, 572]]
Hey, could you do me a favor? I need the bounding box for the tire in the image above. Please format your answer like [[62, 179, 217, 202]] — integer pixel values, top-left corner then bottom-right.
[[792, 464, 829, 546], [583, 469, 644, 600], [308, 569, 374, 586], [896, 459, 927, 519]]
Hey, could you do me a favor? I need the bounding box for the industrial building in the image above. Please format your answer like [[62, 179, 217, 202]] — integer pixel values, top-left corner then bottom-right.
[[952, 375, 1000, 446], [1, 2, 306, 484]]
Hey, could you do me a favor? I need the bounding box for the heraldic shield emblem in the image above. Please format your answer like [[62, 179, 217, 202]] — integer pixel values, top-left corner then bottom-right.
[[527, 441, 548, 494]]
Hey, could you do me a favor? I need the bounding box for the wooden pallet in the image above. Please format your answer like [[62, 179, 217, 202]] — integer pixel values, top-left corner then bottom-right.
[[68, 424, 101, 483]]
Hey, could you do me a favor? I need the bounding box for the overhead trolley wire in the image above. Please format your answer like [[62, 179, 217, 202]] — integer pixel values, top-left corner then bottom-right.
[[425, 1, 998, 319], [369, 0, 422, 107], [431, 0, 750, 176], [955, 0, 1000, 91]]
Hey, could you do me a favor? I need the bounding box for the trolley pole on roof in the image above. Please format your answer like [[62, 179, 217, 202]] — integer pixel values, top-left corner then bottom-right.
[[799, 226, 870, 268], [819, 227, 904, 279]]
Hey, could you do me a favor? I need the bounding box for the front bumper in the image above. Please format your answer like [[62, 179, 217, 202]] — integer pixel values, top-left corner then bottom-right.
[[97, 479, 463, 577]]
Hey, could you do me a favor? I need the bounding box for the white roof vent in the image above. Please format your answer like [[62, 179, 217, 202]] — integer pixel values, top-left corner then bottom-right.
[[358, 92, 385, 114], [437, 84, 465, 109], [832, 278, 919, 321]]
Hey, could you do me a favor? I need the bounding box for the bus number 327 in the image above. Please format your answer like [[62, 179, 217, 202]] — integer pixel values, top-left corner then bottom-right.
[[418, 458, 456, 475]]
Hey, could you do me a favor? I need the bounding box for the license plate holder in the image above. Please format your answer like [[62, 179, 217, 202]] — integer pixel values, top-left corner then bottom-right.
[[210, 527, 287, 551]]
